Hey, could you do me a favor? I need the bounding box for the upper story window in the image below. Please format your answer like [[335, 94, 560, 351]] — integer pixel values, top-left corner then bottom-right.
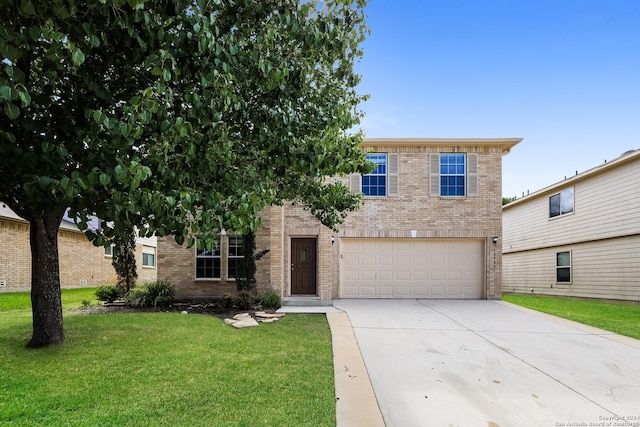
[[430, 153, 478, 197], [549, 188, 574, 218], [556, 251, 571, 283], [349, 153, 398, 197], [196, 237, 221, 279], [440, 153, 466, 196], [362, 153, 387, 196]]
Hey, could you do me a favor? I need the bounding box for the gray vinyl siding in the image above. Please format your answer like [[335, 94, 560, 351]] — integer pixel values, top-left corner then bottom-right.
[[503, 159, 640, 253], [503, 151, 640, 302], [503, 236, 640, 301]]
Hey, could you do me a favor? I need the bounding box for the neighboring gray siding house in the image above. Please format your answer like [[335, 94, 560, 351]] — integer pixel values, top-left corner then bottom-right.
[[502, 149, 640, 301], [159, 137, 521, 301]]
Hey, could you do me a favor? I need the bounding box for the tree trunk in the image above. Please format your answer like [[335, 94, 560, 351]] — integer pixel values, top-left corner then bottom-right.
[[28, 211, 64, 347]]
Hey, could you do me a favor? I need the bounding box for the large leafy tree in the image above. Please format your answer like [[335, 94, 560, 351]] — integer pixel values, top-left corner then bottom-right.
[[0, 0, 370, 347]]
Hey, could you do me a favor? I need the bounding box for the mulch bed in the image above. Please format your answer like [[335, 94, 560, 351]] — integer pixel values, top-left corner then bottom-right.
[[72, 300, 267, 320]]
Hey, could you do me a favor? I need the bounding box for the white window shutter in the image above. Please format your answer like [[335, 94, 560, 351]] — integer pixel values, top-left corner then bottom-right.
[[387, 153, 399, 196], [429, 154, 440, 197], [349, 174, 362, 193], [467, 153, 478, 196]]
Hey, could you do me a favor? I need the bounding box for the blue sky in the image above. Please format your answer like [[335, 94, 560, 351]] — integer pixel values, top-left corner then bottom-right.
[[355, 1, 640, 197]]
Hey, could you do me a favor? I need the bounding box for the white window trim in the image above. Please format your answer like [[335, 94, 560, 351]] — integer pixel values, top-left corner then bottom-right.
[[195, 237, 222, 281], [226, 235, 245, 281], [104, 244, 115, 257], [194, 235, 246, 281], [142, 246, 156, 268], [429, 153, 478, 198], [556, 251, 572, 284], [349, 153, 399, 197], [549, 187, 575, 219]]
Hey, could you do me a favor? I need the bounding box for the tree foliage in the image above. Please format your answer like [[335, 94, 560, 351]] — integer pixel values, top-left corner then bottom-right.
[[502, 196, 517, 205], [0, 0, 370, 346], [235, 232, 269, 294], [111, 229, 138, 295]]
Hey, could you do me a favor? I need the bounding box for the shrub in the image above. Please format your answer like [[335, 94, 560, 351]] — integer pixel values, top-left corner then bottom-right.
[[126, 287, 150, 308], [95, 285, 120, 303], [235, 290, 255, 310], [127, 281, 175, 308], [220, 291, 256, 310], [222, 294, 235, 309], [260, 289, 281, 310]]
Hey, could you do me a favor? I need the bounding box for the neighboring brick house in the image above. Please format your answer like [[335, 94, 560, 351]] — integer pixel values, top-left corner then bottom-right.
[[158, 138, 521, 302], [502, 148, 640, 302], [0, 203, 157, 293]]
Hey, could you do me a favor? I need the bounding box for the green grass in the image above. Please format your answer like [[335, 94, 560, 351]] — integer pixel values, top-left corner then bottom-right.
[[503, 293, 640, 340], [0, 287, 99, 312], [0, 289, 335, 426]]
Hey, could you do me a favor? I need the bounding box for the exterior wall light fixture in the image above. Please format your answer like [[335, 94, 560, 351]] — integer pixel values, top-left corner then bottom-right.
[[492, 236, 499, 244]]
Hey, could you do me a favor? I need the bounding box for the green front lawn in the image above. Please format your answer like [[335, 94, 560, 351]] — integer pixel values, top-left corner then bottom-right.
[[503, 293, 640, 340], [0, 289, 335, 426]]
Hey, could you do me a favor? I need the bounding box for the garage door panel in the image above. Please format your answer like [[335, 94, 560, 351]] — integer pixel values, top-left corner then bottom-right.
[[463, 272, 478, 281], [361, 271, 376, 281], [430, 271, 445, 280], [378, 285, 394, 297], [344, 271, 359, 281], [397, 257, 411, 266], [341, 239, 483, 299], [447, 286, 462, 297], [414, 271, 427, 281], [413, 257, 428, 266], [360, 286, 377, 297], [379, 255, 393, 265], [396, 270, 411, 281], [394, 286, 411, 297], [448, 271, 462, 281], [413, 287, 428, 297], [431, 255, 446, 265], [361, 255, 377, 265], [430, 286, 445, 297], [342, 286, 359, 297], [379, 270, 393, 281]]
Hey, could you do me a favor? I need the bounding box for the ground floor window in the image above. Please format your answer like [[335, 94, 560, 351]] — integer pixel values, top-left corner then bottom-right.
[[104, 244, 115, 257], [142, 246, 156, 268], [196, 237, 221, 279], [226, 236, 244, 279], [195, 235, 244, 280], [556, 251, 571, 283]]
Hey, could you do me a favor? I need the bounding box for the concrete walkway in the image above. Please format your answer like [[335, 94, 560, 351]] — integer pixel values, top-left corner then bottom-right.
[[279, 305, 384, 426], [332, 299, 640, 427]]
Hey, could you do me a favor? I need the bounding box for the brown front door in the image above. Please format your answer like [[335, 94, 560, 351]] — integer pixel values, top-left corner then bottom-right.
[[291, 238, 317, 295]]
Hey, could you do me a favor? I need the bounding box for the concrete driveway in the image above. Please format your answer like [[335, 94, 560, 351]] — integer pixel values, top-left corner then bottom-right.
[[332, 299, 640, 427]]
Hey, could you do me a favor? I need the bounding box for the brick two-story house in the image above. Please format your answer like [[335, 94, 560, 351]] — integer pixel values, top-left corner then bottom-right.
[[158, 137, 521, 302], [0, 203, 157, 293]]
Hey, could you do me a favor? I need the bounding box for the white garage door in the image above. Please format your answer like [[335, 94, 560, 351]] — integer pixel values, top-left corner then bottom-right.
[[341, 239, 484, 299]]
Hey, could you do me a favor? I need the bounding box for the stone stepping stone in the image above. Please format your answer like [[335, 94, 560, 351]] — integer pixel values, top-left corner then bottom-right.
[[254, 312, 285, 319]]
